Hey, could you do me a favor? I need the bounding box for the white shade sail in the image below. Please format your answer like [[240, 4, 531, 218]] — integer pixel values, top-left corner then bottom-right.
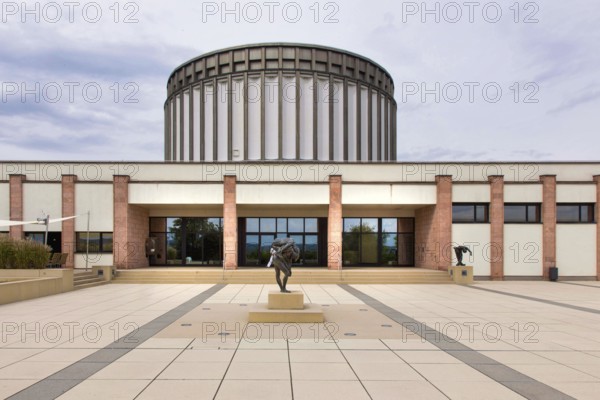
[[0, 215, 78, 228]]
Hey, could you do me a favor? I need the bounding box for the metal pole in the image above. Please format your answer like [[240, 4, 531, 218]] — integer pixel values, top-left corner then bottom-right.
[[86, 211, 90, 271], [44, 215, 49, 247]]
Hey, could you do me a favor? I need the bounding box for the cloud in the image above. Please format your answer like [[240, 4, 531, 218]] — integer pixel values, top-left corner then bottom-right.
[[548, 87, 600, 114], [0, 0, 599, 161]]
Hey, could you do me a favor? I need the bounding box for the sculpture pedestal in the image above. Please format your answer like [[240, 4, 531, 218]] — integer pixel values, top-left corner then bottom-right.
[[248, 291, 324, 323], [449, 266, 474, 284], [268, 291, 304, 309]]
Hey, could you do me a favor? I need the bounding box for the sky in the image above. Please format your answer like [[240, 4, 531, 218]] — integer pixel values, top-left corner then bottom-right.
[[0, 0, 598, 161]]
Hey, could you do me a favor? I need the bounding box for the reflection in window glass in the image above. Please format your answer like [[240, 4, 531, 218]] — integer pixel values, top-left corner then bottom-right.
[[342, 232, 360, 264], [581, 206, 589, 222], [25, 233, 45, 244], [381, 233, 397, 264], [557, 205, 580, 223], [361, 233, 378, 263], [362, 219, 378, 233], [166, 232, 181, 264], [557, 204, 594, 223], [260, 234, 276, 262], [247, 218, 259, 232], [76, 232, 99, 252], [453, 205, 473, 222], [208, 218, 221, 228], [505, 205, 527, 223], [167, 218, 179, 231], [304, 235, 318, 263], [102, 233, 113, 252], [453, 205, 489, 223], [277, 218, 287, 232], [344, 218, 361, 232], [288, 218, 304, 232], [260, 218, 276, 232], [342, 218, 415, 266], [475, 205, 488, 222], [382, 219, 396, 233], [246, 235, 259, 265], [504, 204, 541, 223], [527, 206, 539, 222], [290, 235, 304, 248], [305, 218, 318, 233]]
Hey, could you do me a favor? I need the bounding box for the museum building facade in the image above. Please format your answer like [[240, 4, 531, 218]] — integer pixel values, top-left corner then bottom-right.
[[1, 44, 599, 280]]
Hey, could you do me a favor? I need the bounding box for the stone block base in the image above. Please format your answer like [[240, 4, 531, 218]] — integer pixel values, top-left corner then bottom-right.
[[248, 304, 324, 323], [268, 291, 304, 310], [248, 291, 324, 323], [449, 266, 474, 284]]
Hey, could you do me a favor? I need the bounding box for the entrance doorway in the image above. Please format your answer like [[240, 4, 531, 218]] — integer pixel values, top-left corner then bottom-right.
[[239, 217, 325, 267], [149, 217, 223, 266], [342, 218, 415, 266]]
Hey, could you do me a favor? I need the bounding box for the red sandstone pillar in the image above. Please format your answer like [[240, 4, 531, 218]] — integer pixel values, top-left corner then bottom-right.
[[540, 175, 556, 280], [113, 175, 130, 269], [594, 176, 600, 281], [223, 175, 237, 270], [61, 175, 77, 268], [9, 175, 25, 240], [435, 175, 452, 270], [489, 176, 504, 280], [328, 175, 343, 270]]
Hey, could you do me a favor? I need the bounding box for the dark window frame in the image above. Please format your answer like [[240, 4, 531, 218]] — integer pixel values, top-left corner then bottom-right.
[[342, 217, 415, 266], [149, 217, 224, 266], [452, 203, 490, 223], [75, 232, 113, 253], [556, 203, 596, 224], [504, 203, 542, 224], [244, 217, 320, 266]]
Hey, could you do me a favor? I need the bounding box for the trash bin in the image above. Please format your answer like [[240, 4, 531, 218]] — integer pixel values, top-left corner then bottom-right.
[[549, 267, 558, 282]]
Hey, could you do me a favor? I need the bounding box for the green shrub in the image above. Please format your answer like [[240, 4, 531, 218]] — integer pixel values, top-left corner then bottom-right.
[[0, 237, 51, 269], [167, 246, 177, 261], [0, 236, 15, 269]]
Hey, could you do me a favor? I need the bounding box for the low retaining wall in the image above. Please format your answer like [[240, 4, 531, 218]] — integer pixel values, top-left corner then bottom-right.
[[0, 269, 74, 305]]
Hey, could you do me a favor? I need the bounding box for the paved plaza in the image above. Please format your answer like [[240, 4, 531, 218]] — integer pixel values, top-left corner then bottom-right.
[[1, 281, 600, 399]]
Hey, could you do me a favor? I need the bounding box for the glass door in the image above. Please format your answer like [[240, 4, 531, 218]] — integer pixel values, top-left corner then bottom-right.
[[150, 217, 223, 266], [242, 217, 323, 266]]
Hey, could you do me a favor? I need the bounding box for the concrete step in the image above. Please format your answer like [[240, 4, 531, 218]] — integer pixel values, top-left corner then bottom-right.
[[73, 270, 107, 289], [73, 280, 108, 290], [113, 268, 453, 284], [73, 272, 98, 281], [74, 277, 105, 285]]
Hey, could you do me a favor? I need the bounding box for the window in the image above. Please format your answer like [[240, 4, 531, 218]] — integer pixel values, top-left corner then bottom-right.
[[150, 217, 223, 266], [557, 204, 595, 223], [342, 217, 415, 266], [76, 232, 113, 253], [504, 204, 541, 223], [244, 217, 320, 266], [452, 204, 489, 223], [25, 233, 45, 243]]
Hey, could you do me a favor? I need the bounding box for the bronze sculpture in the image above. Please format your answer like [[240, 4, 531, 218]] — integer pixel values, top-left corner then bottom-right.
[[453, 245, 472, 266], [267, 238, 300, 293]]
